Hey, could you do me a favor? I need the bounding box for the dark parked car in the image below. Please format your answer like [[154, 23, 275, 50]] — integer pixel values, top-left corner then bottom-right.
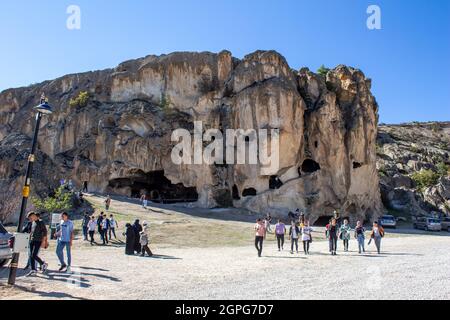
[[0, 222, 13, 267]]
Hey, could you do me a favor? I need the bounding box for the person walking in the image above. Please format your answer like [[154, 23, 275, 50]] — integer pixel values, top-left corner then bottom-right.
[[139, 221, 153, 257], [326, 218, 338, 255], [288, 221, 300, 254], [133, 219, 143, 254], [82, 180, 88, 193], [274, 219, 286, 251], [123, 223, 135, 255], [81, 213, 90, 241], [25, 212, 49, 275], [254, 218, 266, 257], [87, 216, 97, 245], [109, 214, 118, 240], [97, 213, 104, 242], [140, 194, 149, 208], [354, 220, 366, 254], [370, 222, 385, 254], [105, 195, 111, 211], [101, 214, 110, 245], [301, 220, 313, 255], [339, 218, 351, 252], [55, 212, 74, 272]]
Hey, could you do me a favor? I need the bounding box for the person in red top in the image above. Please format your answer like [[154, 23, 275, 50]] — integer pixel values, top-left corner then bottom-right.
[[254, 218, 266, 257]]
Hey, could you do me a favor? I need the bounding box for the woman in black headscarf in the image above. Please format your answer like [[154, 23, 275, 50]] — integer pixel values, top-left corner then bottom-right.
[[133, 219, 143, 254], [123, 223, 135, 255]]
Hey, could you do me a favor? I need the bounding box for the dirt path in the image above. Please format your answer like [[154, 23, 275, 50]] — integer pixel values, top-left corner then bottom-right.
[[1, 195, 449, 300]]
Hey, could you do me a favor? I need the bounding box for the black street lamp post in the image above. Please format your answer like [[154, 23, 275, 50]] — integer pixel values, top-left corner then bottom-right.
[[8, 94, 53, 285]]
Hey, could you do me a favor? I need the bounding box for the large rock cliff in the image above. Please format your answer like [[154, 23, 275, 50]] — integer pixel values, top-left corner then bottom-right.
[[0, 50, 383, 224]]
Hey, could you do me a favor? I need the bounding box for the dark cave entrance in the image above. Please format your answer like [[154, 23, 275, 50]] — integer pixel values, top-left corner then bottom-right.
[[242, 188, 257, 197], [269, 176, 283, 189], [301, 159, 321, 173], [232, 185, 240, 200], [108, 170, 198, 203], [313, 216, 333, 227]]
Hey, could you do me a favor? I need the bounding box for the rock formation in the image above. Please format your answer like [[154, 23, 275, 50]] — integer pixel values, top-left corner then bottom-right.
[[377, 122, 450, 217], [0, 50, 383, 224]]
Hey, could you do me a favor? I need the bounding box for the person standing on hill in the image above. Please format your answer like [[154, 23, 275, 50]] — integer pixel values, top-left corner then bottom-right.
[[140, 194, 149, 208], [354, 220, 366, 254], [274, 219, 286, 251], [301, 220, 313, 255], [254, 218, 266, 257], [326, 218, 338, 255], [105, 195, 112, 211], [339, 218, 351, 252], [288, 221, 300, 254]]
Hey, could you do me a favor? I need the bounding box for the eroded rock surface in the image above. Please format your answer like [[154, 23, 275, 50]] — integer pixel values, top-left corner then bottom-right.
[[0, 50, 383, 223]]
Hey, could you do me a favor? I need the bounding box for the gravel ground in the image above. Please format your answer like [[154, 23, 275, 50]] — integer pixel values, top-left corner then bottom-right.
[[1, 234, 449, 300]]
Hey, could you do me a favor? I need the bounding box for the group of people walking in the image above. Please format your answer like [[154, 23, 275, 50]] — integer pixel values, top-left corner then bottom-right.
[[82, 212, 118, 245], [254, 210, 386, 257], [23, 211, 74, 275]]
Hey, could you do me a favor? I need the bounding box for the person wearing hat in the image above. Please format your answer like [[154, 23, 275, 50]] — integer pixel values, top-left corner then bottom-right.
[[139, 221, 153, 257]]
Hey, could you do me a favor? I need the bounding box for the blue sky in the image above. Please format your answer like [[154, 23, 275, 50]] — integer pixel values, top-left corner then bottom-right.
[[0, 0, 449, 124]]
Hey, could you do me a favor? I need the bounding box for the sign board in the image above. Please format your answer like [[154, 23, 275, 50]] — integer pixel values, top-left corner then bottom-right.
[[12, 233, 29, 253], [51, 213, 61, 225]]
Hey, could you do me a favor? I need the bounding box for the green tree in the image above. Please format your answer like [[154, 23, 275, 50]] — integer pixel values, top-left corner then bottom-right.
[[436, 162, 450, 177], [317, 65, 330, 77], [411, 169, 440, 192], [69, 91, 90, 108], [31, 186, 73, 213], [159, 93, 171, 109]]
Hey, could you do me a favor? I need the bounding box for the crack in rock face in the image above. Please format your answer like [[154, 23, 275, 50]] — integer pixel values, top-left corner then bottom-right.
[[0, 50, 383, 224]]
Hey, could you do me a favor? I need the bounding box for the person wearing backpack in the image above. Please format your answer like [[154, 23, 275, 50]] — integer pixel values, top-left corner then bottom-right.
[[139, 221, 153, 257], [288, 221, 300, 254], [354, 220, 366, 254], [326, 218, 338, 255], [339, 218, 351, 252], [370, 221, 385, 254]]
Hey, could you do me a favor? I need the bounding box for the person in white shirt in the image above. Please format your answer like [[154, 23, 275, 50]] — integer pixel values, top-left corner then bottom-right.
[[301, 220, 313, 255], [109, 214, 118, 240], [289, 221, 300, 254], [87, 216, 97, 245]]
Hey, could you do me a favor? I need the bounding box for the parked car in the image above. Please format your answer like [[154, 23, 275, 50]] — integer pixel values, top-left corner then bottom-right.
[[379, 215, 397, 228], [413, 217, 442, 231], [441, 217, 450, 232], [0, 222, 13, 267]]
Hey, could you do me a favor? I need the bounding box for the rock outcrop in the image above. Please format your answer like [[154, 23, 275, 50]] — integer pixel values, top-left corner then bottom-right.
[[377, 122, 450, 217], [0, 50, 383, 224]]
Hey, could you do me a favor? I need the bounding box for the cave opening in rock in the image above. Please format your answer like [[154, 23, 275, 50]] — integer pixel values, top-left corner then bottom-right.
[[108, 170, 198, 203], [353, 162, 362, 169], [269, 176, 283, 189], [301, 159, 321, 173], [232, 185, 240, 200], [313, 216, 333, 226], [242, 188, 257, 197]]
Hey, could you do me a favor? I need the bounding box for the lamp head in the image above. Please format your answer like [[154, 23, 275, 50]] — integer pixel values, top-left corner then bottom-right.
[[34, 94, 53, 115]]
